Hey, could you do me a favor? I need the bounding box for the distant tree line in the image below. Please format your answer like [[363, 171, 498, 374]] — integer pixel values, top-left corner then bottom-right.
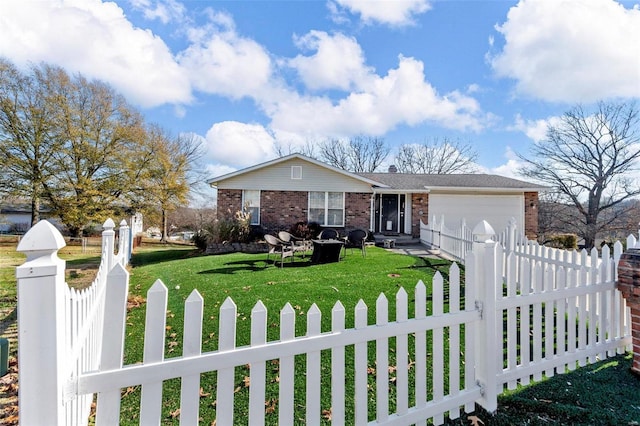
[[276, 135, 479, 174], [0, 58, 204, 239]]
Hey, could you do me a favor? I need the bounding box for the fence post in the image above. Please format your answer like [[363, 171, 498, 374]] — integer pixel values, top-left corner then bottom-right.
[[506, 217, 517, 254], [102, 218, 115, 272], [472, 220, 499, 412], [118, 220, 130, 266], [16, 220, 67, 426]]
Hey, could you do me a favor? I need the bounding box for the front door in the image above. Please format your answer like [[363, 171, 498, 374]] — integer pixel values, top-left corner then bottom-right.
[[381, 194, 399, 234]]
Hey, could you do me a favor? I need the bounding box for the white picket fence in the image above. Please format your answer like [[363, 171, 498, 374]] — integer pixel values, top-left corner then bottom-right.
[[420, 216, 640, 266], [16, 218, 632, 425], [16, 219, 130, 426]]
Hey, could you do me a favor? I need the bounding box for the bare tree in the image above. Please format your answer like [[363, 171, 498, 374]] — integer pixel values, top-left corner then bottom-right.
[[319, 135, 389, 172], [519, 101, 640, 249], [274, 140, 317, 158], [395, 137, 479, 174]]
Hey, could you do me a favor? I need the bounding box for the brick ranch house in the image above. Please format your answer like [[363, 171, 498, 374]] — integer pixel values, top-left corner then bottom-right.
[[208, 154, 546, 239]]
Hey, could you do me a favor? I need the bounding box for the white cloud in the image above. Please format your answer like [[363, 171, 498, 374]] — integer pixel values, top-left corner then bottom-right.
[[270, 55, 486, 137], [329, 0, 431, 26], [0, 0, 191, 108], [490, 147, 524, 179], [508, 114, 563, 142], [204, 121, 277, 169], [289, 31, 373, 91], [178, 12, 273, 100], [130, 0, 186, 24], [490, 0, 640, 102]]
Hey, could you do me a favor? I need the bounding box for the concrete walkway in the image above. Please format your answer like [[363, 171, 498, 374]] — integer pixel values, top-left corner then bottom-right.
[[384, 243, 455, 261]]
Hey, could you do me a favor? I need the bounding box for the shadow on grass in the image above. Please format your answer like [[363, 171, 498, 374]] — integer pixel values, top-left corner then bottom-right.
[[445, 352, 640, 425], [403, 256, 453, 279], [198, 258, 314, 274], [130, 247, 202, 267]]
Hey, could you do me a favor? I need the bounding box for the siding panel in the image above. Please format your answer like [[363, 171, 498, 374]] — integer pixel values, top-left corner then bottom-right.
[[216, 159, 373, 193]]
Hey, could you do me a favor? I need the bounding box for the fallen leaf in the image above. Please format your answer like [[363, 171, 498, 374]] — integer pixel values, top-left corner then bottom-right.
[[322, 408, 332, 421], [265, 398, 277, 414], [169, 408, 180, 419], [200, 387, 211, 398], [468, 415, 484, 426], [243, 376, 251, 387]]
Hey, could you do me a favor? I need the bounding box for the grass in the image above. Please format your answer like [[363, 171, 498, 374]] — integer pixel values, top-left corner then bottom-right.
[[2, 243, 640, 425], [121, 245, 450, 424]]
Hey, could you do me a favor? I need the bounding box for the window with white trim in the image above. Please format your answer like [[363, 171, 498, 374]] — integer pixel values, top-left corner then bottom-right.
[[308, 191, 344, 226], [243, 190, 260, 225]]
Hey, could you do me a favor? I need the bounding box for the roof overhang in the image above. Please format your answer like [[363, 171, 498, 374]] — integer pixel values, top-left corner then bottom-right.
[[207, 153, 389, 188], [372, 188, 431, 195], [425, 186, 545, 193]]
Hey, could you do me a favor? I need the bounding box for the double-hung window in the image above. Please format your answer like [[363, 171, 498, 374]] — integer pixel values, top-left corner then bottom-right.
[[243, 190, 260, 225], [308, 191, 344, 227]]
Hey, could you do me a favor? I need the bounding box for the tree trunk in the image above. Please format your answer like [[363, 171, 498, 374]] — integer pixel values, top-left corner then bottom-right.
[[161, 208, 168, 243], [30, 191, 40, 227]]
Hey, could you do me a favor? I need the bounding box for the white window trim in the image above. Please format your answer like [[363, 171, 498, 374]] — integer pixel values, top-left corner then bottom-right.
[[242, 190, 260, 225], [291, 166, 302, 180], [308, 191, 345, 227]]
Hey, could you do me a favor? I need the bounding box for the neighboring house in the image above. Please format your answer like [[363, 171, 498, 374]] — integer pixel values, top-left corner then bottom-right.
[[208, 154, 546, 239], [0, 203, 55, 233]]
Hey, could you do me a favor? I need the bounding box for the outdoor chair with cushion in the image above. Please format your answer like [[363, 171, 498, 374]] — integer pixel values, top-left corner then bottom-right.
[[343, 229, 368, 257], [278, 231, 311, 256], [317, 228, 339, 240], [264, 234, 294, 267]]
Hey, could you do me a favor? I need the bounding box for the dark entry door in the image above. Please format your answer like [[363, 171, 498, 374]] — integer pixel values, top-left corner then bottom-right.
[[381, 194, 399, 234]]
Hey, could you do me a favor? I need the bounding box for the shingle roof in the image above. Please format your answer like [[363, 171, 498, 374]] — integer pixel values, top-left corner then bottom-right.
[[358, 173, 546, 191]]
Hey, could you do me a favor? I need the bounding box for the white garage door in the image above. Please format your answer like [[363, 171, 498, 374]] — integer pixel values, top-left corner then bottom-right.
[[429, 194, 524, 234]]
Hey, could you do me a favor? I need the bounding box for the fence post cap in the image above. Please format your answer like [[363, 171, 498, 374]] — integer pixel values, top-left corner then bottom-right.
[[16, 220, 66, 254], [472, 220, 495, 243], [119, 219, 128, 227], [103, 218, 115, 230]]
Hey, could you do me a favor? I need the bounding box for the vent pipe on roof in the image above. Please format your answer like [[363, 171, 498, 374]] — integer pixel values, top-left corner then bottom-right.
[[388, 165, 397, 173]]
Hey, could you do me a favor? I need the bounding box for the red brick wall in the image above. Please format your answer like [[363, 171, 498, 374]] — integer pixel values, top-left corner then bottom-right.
[[345, 193, 371, 231], [524, 192, 539, 239], [216, 190, 374, 234], [216, 189, 242, 221], [411, 194, 429, 237], [260, 191, 308, 232]]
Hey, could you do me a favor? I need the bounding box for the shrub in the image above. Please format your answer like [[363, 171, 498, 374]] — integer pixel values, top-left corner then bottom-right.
[[547, 233, 578, 249], [200, 209, 255, 246], [191, 230, 210, 251], [288, 221, 321, 240]]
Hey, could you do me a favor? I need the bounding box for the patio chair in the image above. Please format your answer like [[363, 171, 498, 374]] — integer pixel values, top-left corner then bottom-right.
[[343, 229, 368, 257], [264, 234, 294, 267], [317, 228, 339, 240], [278, 231, 311, 256]]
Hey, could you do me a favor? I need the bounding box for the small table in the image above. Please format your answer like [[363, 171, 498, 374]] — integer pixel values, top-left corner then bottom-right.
[[311, 239, 344, 264], [383, 239, 396, 249]]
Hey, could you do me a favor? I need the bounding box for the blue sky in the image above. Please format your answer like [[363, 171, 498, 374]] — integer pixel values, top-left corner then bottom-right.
[[1, 0, 639, 204]]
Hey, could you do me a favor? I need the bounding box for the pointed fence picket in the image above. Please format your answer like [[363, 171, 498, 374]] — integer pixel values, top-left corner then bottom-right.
[[16, 217, 634, 426]]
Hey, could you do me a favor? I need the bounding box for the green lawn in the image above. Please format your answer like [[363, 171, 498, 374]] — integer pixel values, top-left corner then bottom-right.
[[3, 243, 639, 425], [121, 245, 450, 424]]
